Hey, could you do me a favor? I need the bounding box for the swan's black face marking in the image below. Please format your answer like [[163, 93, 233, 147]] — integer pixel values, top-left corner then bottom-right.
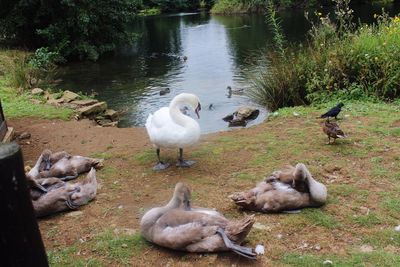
[[195, 103, 201, 119], [183, 199, 191, 211]]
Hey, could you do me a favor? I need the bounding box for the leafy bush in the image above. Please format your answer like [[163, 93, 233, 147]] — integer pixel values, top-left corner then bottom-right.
[[211, 0, 317, 14], [0, 0, 141, 61], [0, 48, 59, 90], [211, 0, 268, 14], [142, 0, 215, 11], [248, 0, 400, 110]]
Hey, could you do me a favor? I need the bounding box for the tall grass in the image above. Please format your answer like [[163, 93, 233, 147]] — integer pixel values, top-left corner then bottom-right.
[[0, 48, 58, 92], [248, 0, 400, 110]]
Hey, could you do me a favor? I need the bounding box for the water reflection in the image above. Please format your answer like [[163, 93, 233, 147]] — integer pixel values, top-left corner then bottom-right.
[[56, 3, 399, 133], [57, 12, 269, 133]]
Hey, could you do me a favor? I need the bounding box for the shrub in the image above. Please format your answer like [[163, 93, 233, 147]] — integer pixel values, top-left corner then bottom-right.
[[0, 0, 141, 61], [0, 48, 59, 90], [248, 0, 400, 110], [211, 0, 268, 14]]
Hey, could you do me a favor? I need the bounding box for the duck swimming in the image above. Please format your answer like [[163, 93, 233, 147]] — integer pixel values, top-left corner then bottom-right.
[[145, 93, 201, 170], [230, 163, 327, 213], [140, 183, 256, 259]]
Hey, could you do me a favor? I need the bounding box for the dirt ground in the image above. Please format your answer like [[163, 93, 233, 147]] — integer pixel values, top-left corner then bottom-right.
[[8, 108, 400, 266]]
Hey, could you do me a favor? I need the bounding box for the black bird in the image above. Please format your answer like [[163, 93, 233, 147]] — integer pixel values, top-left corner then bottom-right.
[[320, 103, 344, 120]]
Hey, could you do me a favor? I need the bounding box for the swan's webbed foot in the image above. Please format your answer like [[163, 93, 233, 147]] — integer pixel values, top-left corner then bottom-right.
[[216, 228, 257, 260], [60, 175, 78, 181], [32, 180, 48, 193], [176, 148, 196, 168], [153, 161, 170, 171], [176, 159, 196, 168]]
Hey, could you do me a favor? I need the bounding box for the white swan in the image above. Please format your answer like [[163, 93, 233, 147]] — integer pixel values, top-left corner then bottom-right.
[[145, 93, 201, 170]]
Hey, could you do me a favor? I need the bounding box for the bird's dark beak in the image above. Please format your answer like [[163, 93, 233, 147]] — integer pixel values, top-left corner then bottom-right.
[[45, 159, 51, 170], [183, 200, 191, 211], [29, 179, 48, 193], [195, 103, 201, 119]]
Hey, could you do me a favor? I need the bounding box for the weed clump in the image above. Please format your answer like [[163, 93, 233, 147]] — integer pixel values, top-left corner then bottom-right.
[[248, 0, 400, 110]]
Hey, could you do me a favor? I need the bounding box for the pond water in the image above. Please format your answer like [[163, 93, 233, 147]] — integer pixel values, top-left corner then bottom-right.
[[56, 2, 400, 133]]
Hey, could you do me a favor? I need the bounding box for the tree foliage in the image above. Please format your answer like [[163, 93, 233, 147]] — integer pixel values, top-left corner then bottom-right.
[[0, 0, 141, 61], [142, 0, 215, 11]]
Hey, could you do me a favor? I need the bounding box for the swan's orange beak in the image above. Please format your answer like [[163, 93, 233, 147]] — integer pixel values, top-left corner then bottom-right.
[[195, 103, 201, 119]]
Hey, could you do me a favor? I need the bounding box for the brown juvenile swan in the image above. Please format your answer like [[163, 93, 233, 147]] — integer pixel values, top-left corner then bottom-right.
[[26, 149, 98, 181], [32, 168, 97, 217], [140, 183, 256, 259], [39, 154, 103, 181], [230, 163, 327, 213]]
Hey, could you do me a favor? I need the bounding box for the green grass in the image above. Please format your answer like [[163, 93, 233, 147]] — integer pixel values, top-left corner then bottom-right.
[[352, 212, 382, 227], [48, 246, 101, 267], [99, 166, 118, 177], [381, 197, 400, 217], [281, 251, 400, 267], [0, 78, 73, 120], [89, 152, 113, 160], [93, 229, 148, 265], [231, 172, 258, 181], [132, 149, 154, 164], [300, 209, 340, 229], [363, 229, 400, 248]]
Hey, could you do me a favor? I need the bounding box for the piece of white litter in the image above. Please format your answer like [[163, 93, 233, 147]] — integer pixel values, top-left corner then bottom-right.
[[323, 260, 333, 265], [395, 225, 400, 232], [293, 112, 300, 117], [255, 244, 265, 255]]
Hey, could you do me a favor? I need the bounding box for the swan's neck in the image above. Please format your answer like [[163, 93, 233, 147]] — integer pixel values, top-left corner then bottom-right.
[[296, 164, 327, 205], [306, 175, 327, 204], [140, 195, 182, 240], [27, 154, 43, 179], [169, 98, 196, 127], [166, 194, 182, 209]]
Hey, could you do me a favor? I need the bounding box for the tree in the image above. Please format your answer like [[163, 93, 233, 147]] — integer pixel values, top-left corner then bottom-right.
[[0, 0, 141, 61]]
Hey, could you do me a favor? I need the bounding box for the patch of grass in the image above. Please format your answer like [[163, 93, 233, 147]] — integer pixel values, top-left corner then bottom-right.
[[352, 212, 382, 227], [106, 144, 113, 150], [0, 79, 73, 120], [300, 209, 340, 229], [132, 149, 154, 164], [99, 166, 117, 177], [93, 229, 148, 265], [329, 184, 358, 197], [48, 246, 101, 267], [281, 250, 400, 267], [363, 229, 400, 248], [89, 152, 112, 160], [328, 184, 369, 204], [381, 197, 400, 217], [190, 144, 216, 158], [372, 166, 389, 178], [231, 172, 258, 181], [46, 226, 59, 238], [280, 213, 310, 229]]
